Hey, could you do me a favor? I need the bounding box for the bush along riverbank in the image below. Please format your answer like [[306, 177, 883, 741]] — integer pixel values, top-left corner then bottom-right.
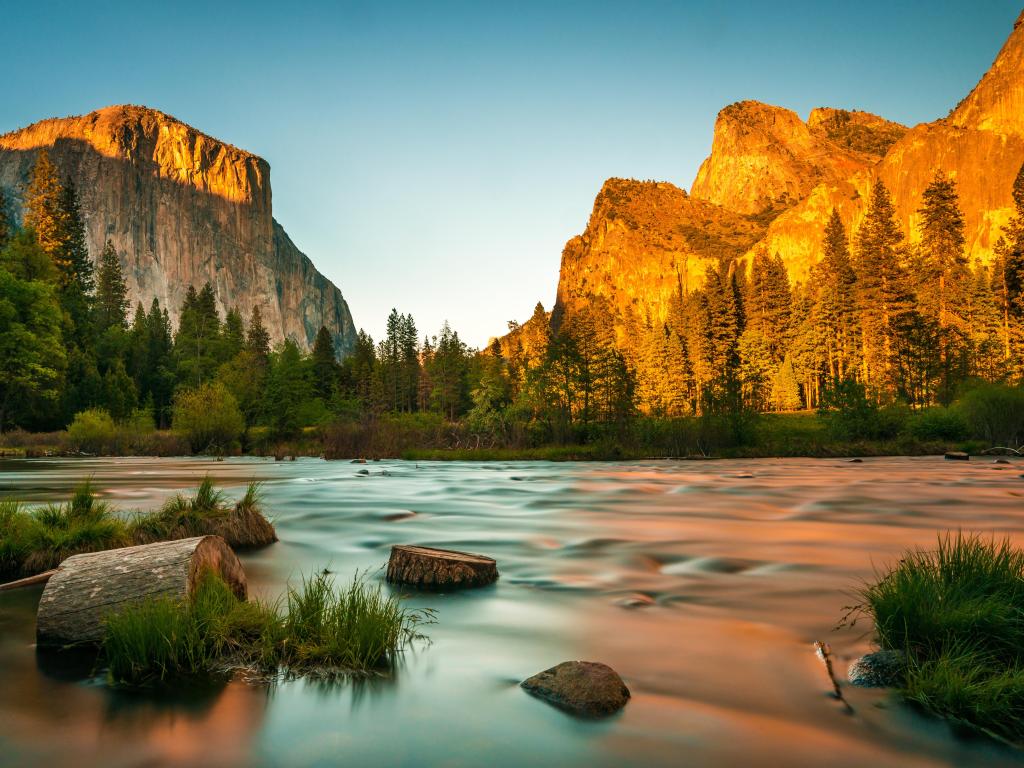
[[0, 478, 275, 581], [847, 533, 1024, 746], [102, 569, 433, 687]]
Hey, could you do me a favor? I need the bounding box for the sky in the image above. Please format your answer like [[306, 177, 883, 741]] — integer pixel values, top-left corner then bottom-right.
[[1, 0, 1021, 346]]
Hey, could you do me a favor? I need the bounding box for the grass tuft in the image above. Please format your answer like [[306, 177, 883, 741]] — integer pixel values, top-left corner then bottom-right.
[[0, 478, 275, 580], [103, 570, 432, 686], [130, 479, 276, 549], [855, 533, 1024, 744]]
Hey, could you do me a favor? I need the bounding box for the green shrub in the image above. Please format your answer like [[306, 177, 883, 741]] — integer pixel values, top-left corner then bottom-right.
[[103, 570, 432, 686], [958, 383, 1024, 447], [818, 379, 906, 440], [854, 533, 1024, 742], [173, 382, 245, 454], [907, 407, 969, 442], [67, 408, 118, 454]]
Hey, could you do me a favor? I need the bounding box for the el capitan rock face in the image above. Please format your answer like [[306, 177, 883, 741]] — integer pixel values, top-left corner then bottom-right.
[[0, 105, 355, 354], [548, 10, 1024, 326]]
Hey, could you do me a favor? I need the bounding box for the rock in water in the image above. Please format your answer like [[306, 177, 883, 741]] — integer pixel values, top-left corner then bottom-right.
[[847, 650, 906, 688], [521, 661, 630, 717], [944, 452, 970, 461], [36, 535, 246, 648], [386, 545, 498, 589]]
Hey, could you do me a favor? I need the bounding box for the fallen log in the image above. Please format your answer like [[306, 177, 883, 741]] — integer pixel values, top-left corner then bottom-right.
[[36, 535, 247, 648], [386, 545, 498, 589], [0, 569, 57, 592]]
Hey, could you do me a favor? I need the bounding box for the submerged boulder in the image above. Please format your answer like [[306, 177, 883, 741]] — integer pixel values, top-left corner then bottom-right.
[[521, 661, 630, 717], [847, 650, 906, 688]]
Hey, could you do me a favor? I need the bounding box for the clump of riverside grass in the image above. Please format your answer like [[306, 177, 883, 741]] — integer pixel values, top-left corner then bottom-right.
[[103, 570, 432, 686], [0, 482, 129, 577], [853, 533, 1024, 744], [130, 478, 276, 549], [0, 478, 275, 579]]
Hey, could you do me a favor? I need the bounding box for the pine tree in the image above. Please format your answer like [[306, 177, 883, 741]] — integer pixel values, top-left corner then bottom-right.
[[427, 321, 468, 420], [770, 356, 803, 411], [747, 250, 791, 363], [58, 180, 93, 296], [174, 283, 221, 388], [311, 325, 339, 400], [262, 339, 312, 436], [24, 152, 69, 267], [220, 308, 246, 363], [95, 241, 129, 331], [854, 179, 911, 395], [145, 299, 176, 427], [246, 305, 271, 363], [917, 171, 969, 402], [814, 210, 860, 383], [102, 359, 137, 420]]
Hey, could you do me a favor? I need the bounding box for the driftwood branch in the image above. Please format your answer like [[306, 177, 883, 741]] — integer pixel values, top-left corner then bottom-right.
[[814, 641, 854, 713], [0, 569, 57, 591]]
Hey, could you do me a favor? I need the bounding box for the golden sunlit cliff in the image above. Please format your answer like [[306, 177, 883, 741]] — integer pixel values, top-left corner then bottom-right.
[[0, 105, 355, 353], [548, 9, 1024, 325]]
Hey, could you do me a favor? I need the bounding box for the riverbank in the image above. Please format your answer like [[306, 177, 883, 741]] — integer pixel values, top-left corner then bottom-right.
[[0, 412, 993, 462]]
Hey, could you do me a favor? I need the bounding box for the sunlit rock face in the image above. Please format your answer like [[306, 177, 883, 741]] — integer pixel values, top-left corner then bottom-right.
[[0, 105, 355, 354], [689, 100, 875, 217], [553, 178, 764, 332], [551, 11, 1024, 328]]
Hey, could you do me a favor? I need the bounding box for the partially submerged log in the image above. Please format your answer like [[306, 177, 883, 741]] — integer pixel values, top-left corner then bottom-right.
[[386, 545, 498, 589], [944, 451, 970, 461], [36, 535, 247, 648]]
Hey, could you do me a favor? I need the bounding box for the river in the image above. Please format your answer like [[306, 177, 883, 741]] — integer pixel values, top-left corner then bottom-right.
[[1, 456, 1022, 767]]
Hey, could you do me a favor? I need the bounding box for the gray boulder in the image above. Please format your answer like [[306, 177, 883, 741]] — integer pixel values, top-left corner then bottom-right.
[[521, 661, 630, 717], [847, 650, 906, 687]]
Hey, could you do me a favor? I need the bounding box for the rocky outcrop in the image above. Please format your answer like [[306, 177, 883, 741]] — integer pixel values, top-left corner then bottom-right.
[[806, 108, 907, 158], [690, 101, 875, 217], [554, 178, 764, 331], [543, 11, 1024, 335], [0, 105, 355, 354]]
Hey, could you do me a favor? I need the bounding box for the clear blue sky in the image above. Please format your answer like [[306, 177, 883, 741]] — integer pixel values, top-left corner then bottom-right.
[[1, 1, 1020, 346]]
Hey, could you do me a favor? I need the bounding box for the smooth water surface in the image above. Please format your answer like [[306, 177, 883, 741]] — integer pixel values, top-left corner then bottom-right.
[[1, 456, 1023, 767]]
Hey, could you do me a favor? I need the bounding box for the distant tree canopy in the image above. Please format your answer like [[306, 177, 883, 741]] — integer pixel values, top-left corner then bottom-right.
[[1, 150, 1024, 451]]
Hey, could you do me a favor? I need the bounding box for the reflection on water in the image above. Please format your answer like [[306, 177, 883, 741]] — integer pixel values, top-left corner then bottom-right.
[[1, 456, 1024, 766]]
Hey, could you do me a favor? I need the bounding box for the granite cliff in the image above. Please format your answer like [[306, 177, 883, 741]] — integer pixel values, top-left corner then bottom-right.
[[547, 9, 1024, 329], [0, 105, 355, 354]]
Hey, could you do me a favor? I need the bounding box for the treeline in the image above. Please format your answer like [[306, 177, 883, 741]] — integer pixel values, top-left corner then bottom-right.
[[502, 166, 1024, 430], [0, 151, 335, 446], [3, 148, 1024, 455]]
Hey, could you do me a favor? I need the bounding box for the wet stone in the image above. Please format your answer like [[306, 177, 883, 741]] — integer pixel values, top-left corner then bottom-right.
[[847, 650, 906, 688], [521, 661, 630, 717]]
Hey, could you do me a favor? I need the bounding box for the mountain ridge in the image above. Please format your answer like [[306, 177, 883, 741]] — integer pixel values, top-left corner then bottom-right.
[[0, 104, 355, 354]]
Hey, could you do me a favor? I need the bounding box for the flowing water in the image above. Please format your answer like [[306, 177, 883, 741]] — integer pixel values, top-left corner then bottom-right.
[[1, 456, 1023, 767]]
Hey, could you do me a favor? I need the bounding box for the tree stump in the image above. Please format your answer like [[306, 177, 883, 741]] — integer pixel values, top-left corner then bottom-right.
[[36, 535, 247, 648], [386, 545, 498, 589]]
